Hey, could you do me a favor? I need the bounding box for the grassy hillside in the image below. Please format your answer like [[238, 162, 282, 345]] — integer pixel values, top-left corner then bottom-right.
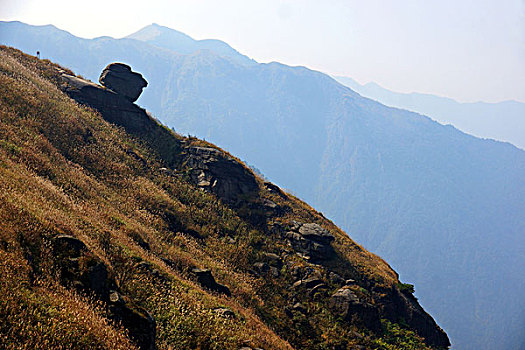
[[0, 46, 447, 349]]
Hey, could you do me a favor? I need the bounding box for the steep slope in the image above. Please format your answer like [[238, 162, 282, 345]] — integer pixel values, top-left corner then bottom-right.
[[0, 46, 449, 349], [334, 76, 525, 150], [1, 22, 524, 350]]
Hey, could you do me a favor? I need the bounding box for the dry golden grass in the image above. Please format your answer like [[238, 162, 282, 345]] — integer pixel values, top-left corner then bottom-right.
[[0, 46, 437, 350]]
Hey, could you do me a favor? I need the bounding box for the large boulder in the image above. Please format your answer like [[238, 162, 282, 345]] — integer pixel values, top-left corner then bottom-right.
[[99, 63, 148, 102], [191, 268, 231, 296], [329, 288, 381, 331], [184, 146, 259, 204], [52, 235, 157, 350], [298, 223, 335, 245], [285, 222, 335, 262]]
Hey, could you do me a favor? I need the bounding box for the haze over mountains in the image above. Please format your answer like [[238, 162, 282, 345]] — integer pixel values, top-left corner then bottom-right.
[[1, 21, 524, 350], [334, 76, 525, 150]]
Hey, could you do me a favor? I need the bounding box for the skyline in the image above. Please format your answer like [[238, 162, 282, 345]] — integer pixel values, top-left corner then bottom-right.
[[1, 0, 524, 103]]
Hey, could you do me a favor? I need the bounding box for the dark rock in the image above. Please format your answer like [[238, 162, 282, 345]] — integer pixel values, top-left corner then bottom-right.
[[377, 286, 450, 348], [54, 235, 87, 257], [61, 73, 162, 137], [99, 63, 147, 102], [329, 272, 345, 285], [191, 268, 231, 296], [110, 303, 156, 350], [61, 72, 184, 175], [285, 222, 335, 262], [185, 146, 259, 204], [286, 231, 333, 262], [262, 252, 282, 266], [86, 262, 109, 297], [262, 198, 278, 209], [303, 277, 324, 289], [52, 235, 156, 349], [329, 288, 381, 331], [263, 181, 287, 198], [298, 223, 335, 244], [253, 262, 270, 275]]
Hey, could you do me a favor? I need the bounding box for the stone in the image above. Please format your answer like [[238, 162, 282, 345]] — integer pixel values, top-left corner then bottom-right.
[[303, 277, 324, 289], [185, 146, 259, 204], [52, 234, 157, 348], [262, 198, 278, 209], [298, 223, 335, 244], [263, 181, 287, 198], [110, 303, 156, 350], [330, 288, 360, 315], [191, 268, 231, 296], [86, 262, 109, 297], [329, 272, 345, 285], [99, 63, 147, 102], [284, 222, 335, 262], [54, 234, 87, 257], [329, 288, 381, 331], [253, 262, 270, 275]]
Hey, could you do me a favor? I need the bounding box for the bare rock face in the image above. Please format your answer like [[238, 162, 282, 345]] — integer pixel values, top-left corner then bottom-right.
[[99, 63, 148, 102], [285, 222, 335, 262], [191, 268, 231, 296], [329, 288, 381, 331], [52, 235, 156, 350], [184, 146, 259, 204]]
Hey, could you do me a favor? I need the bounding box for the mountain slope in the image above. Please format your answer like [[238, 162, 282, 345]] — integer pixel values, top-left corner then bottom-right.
[[334, 76, 525, 150], [1, 22, 524, 350], [0, 46, 449, 349]]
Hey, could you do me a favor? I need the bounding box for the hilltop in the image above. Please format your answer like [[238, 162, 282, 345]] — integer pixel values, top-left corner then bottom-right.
[[0, 46, 449, 349]]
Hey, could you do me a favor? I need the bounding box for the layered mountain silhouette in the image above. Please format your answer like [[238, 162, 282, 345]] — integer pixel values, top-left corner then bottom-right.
[[2, 21, 524, 350], [335, 76, 525, 150]]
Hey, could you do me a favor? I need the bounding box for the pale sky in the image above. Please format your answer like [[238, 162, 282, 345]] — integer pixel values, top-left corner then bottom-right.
[[1, 0, 524, 103]]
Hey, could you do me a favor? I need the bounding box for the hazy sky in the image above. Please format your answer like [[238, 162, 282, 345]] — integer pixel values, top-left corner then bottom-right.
[[1, 0, 524, 103]]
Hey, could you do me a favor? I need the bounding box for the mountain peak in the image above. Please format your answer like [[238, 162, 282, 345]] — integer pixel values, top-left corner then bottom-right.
[[125, 23, 194, 42], [125, 23, 255, 65]]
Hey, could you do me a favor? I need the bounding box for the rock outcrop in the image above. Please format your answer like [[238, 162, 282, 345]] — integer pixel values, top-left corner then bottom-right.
[[184, 146, 259, 204], [329, 287, 381, 331], [99, 63, 147, 102], [60, 66, 258, 205], [52, 235, 156, 350], [191, 268, 231, 296], [285, 222, 335, 262]]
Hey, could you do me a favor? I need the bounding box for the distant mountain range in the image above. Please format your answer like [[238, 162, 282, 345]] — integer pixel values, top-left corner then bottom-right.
[[2, 21, 524, 350], [334, 76, 525, 150]]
